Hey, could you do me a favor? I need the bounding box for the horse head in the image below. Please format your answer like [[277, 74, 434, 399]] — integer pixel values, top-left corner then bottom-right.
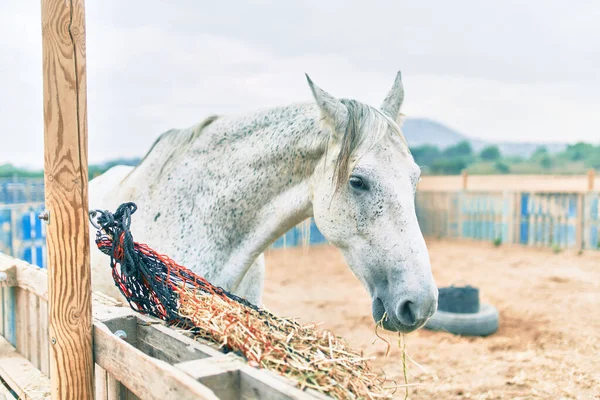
[[307, 71, 438, 332]]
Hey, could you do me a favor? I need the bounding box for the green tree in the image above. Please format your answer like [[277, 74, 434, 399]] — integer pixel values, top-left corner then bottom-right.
[[564, 142, 595, 161], [480, 145, 501, 161], [430, 158, 468, 175], [410, 145, 441, 167], [539, 155, 553, 169], [531, 146, 549, 160], [443, 140, 473, 158], [494, 161, 510, 173]]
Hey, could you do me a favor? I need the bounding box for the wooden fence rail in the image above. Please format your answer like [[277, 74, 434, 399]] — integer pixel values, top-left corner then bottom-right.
[[415, 190, 600, 250], [0, 253, 329, 399]]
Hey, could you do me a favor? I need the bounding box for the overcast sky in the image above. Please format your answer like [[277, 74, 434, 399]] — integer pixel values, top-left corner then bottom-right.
[[1, 1, 599, 168]]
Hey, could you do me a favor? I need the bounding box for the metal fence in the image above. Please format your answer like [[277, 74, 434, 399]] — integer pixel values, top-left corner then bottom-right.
[[415, 190, 600, 250], [0, 203, 47, 268], [0, 179, 329, 269], [3, 179, 599, 271]]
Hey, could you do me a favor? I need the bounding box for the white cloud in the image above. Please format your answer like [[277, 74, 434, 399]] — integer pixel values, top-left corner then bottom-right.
[[404, 75, 600, 144], [1, 0, 599, 169]]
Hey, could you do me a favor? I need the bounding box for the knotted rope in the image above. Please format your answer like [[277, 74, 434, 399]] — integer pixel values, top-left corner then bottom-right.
[[89, 202, 269, 327]]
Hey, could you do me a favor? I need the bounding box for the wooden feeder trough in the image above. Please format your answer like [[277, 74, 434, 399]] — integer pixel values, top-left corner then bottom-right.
[[0, 253, 331, 399]]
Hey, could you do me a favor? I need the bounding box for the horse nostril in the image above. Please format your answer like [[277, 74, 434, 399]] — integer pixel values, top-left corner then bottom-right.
[[398, 300, 417, 326]]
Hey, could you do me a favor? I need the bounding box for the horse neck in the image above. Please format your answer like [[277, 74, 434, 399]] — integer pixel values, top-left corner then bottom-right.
[[121, 103, 328, 285], [190, 103, 329, 245]]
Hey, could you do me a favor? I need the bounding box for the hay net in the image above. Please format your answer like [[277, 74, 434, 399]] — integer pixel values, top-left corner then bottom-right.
[[89, 202, 269, 326], [89, 202, 395, 399]]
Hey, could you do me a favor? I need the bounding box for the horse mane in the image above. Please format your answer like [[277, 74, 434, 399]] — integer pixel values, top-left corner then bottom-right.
[[132, 114, 220, 179], [332, 99, 409, 191], [130, 99, 407, 190]]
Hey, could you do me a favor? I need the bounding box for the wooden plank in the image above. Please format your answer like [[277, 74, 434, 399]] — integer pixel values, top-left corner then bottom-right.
[[0, 380, 18, 400], [176, 356, 242, 400], [0, 288, 4, 337], [576, 194, 584, 250], [38, 299, 49, 377], [28, 292, 40, 370], [94, 364, 135, 400], [0, 253, 48, 302], [1, 287, 16, 347], [93, 321, 219, 400], [241, 366, 330, 400], [15, 288, 28, 360], [40, 0, 95, 397], [175, 356, 327, 400], [0, 266, 17, 288], [94, 364, 108, 400], [514, 192, 522, 245], [136, 323, 221, 364], [106, 374, 123, 400], [0, 335, 50, 400]]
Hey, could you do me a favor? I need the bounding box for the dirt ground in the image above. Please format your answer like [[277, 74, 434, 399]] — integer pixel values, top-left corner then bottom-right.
[[263, 239, 600, 399]]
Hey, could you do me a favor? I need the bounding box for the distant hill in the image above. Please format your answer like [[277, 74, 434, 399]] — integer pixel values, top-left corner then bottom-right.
[[402, 118, 567, 158]]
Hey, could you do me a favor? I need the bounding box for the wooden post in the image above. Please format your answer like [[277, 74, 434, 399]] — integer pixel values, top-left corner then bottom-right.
[[461, 170, 468, 191], [575, 194, 584, 250], [41, 0, 94, 398], [588, 169, 595, 191], [514, 192, 522, 245]]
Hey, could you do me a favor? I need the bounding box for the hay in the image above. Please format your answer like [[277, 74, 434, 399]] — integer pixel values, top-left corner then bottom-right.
[[177, 287, 398, 399], [90, 203, 402, 399]]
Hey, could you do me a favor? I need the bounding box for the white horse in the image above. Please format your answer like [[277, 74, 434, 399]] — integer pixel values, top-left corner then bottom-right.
[[89, 71, 438, 333]]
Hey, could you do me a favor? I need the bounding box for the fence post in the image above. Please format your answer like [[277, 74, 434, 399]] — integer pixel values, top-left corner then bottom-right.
[[41, 0, 94, 398], [514, 192, 522, 245], [576, 193, 584, 251], [580, 170, 596, 251]]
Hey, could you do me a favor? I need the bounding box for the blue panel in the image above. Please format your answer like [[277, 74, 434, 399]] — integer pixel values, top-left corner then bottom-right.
[[309, 220, 327, 244], [568, 196, 577, 217], [3, 287, 17, 346], [22, 213, 32, 240], [0, 209, 11, 253], [520, 193, 529, 244], [271, 236, 285, 248], [23, 247, 32, 264], [36, 246, 44, 268], [35, 213, 43, 238]]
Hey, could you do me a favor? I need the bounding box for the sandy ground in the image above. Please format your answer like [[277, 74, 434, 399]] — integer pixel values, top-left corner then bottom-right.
[[263, 239, 600, 399]]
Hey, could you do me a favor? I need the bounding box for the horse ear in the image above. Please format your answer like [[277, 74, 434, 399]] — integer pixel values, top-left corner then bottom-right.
[[305, 73, 348, 138], [380, 70, 404, 123]]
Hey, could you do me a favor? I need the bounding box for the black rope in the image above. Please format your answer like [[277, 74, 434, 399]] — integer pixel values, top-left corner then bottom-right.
[[88, 202, 279, 327]]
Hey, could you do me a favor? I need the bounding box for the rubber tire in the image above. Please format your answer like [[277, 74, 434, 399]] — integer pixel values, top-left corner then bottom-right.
[[438, 285, 480, 314], [423, 303, 499, 337]]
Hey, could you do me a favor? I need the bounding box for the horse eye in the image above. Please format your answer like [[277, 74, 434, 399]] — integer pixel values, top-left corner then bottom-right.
[[349, 176, 367, 190]]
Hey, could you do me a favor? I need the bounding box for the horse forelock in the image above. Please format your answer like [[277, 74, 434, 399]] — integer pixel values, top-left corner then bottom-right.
[[331, 99, 409, 192]]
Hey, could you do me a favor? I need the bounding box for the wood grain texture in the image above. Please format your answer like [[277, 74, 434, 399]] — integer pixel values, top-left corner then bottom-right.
[[0, 336, 50, 400], [40, 0, 94, 398], [93, 322, 219, 400], [0, 254, 48, 301], [38, 299, 50, 377], [15, 288, 28, 360]]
